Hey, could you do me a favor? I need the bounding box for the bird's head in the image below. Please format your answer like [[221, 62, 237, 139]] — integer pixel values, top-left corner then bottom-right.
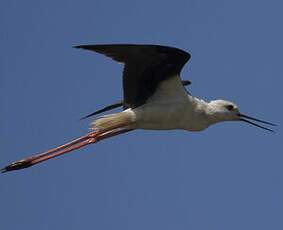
[[207, 100, 276, 132]]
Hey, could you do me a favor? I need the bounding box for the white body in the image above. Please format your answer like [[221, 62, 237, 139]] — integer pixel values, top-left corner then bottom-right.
[[92, 75, 241, 133], [132, 97, 209, 131], [121, 76, 213, 132]]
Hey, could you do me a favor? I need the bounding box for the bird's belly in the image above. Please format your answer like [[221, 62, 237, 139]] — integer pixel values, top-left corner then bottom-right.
[[133, 102, 190, 130]]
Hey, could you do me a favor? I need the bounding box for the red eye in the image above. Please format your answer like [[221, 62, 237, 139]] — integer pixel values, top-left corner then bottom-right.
[[226, 105, 234, 111]]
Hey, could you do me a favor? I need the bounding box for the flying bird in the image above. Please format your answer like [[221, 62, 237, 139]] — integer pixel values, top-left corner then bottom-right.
[[1, 44, 276, 173]]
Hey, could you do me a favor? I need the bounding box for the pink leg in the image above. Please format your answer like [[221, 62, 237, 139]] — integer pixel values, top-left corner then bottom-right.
[[1, 129, 132, 173]]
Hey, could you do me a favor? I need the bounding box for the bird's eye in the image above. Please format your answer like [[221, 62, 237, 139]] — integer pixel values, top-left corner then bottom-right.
[[226, 105, 234, 111]]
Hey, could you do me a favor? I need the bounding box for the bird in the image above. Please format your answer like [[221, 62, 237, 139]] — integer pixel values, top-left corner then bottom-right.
[[1, 44, 276, 173]]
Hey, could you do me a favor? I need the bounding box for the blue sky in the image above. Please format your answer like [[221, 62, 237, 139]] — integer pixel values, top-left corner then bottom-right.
[[0, 0, 282, 229]]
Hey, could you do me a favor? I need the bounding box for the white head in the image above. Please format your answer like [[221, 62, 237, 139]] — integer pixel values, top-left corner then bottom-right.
[[207, 99, 276, 132]]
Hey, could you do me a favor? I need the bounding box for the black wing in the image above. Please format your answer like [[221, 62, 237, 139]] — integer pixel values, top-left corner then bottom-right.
[[74, 44, 191, 108], [80, 101, 123, 120]]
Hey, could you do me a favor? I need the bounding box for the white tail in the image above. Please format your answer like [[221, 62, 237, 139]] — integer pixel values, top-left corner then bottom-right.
[[92, 111, 135, 132]]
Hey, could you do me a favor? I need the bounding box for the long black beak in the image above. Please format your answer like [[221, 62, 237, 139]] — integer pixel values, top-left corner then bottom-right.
[[239, 113, 277, 132]]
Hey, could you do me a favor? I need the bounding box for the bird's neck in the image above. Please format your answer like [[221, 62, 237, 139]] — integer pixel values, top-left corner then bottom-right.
[[190, 97, 223, 128], [185, 96, 212, 130]]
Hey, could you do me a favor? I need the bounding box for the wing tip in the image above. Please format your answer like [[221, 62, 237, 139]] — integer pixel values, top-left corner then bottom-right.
[[1, 167, 8, 174], [73, 45, 85, 49], [182, 80, 191, 86]]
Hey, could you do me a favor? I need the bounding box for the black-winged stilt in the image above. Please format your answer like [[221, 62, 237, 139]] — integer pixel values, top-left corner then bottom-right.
[[1, 44, 276, 173]]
